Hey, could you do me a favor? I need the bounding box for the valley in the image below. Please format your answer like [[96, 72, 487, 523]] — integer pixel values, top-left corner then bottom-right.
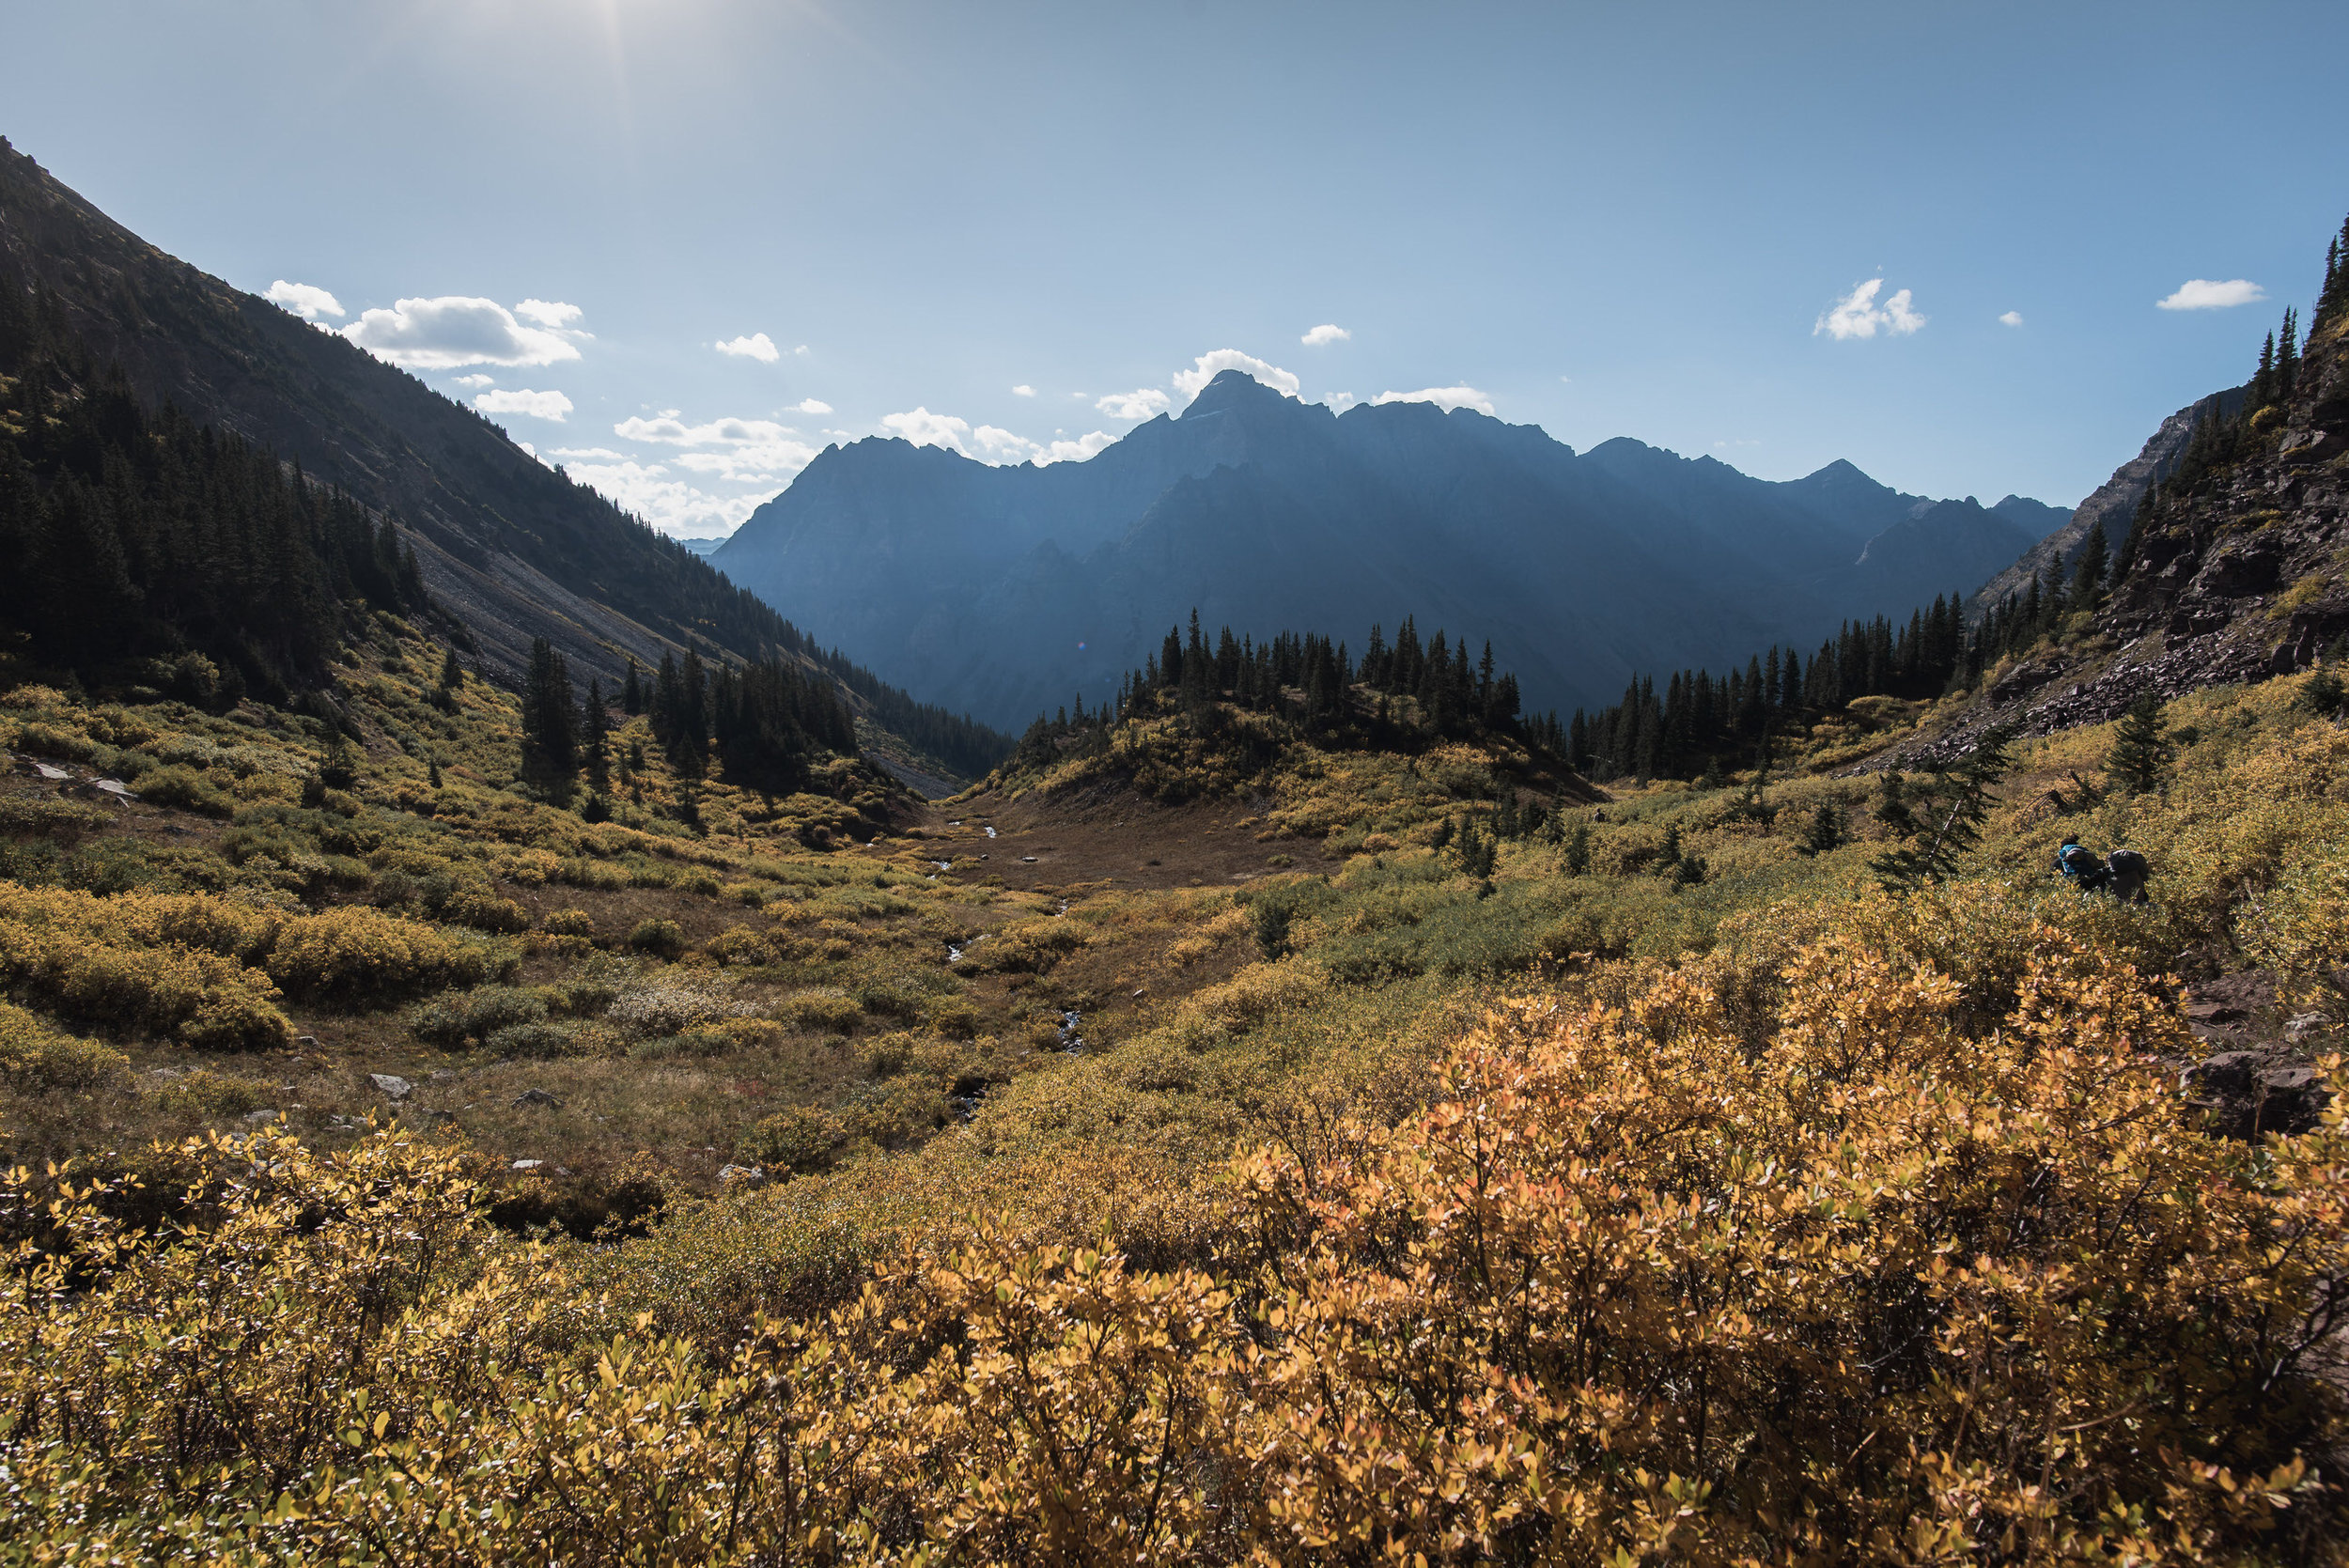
[[2, 116, 2349, 1566]]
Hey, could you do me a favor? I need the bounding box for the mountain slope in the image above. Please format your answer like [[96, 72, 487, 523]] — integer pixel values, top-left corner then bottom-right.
[[1972, 390, 2246, 616], [717, 371, 2048, 728], [0, 135, 1006, 780]]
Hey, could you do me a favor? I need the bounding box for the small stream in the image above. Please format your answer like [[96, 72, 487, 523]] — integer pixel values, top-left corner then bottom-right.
[[1056, 1009, 1084, 1055]]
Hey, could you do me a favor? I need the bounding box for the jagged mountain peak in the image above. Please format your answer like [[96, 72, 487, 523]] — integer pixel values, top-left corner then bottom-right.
[[717, 378, 2067, 727]]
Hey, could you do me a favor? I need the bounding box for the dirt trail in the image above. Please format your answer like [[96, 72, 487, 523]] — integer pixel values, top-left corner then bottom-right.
[[905, 784, 1303, 893]]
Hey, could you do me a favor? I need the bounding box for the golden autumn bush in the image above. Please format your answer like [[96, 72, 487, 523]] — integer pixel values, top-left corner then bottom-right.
[[263, 904, 493, 1006], [5, 919, 2343, 1563], [0, 1001, 127, 1090]]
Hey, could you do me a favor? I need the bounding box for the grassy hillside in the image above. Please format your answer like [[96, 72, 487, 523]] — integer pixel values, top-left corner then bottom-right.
[[4, 603, 2348, 1557]]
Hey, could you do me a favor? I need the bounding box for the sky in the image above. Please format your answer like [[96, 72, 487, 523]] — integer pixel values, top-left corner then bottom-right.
[[5, 0, 2345, 537]]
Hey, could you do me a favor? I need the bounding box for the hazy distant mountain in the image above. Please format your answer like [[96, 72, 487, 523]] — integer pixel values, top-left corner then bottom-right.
[[716, 372, 2054, 727]]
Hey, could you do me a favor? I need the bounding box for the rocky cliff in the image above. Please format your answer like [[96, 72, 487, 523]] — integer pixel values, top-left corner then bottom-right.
[[1898, 297, 2347, 759]]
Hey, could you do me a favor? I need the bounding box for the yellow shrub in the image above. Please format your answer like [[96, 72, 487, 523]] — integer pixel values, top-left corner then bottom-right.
[[0, 1001, 128, 1090], [703, 924, 776, 966], [265, 906, 491, 1007], [780, 987, 862, 1033], [0, 914, 290, 1050]]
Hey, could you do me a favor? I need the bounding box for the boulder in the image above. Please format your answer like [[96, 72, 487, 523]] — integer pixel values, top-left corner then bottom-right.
[[512, 1088, 561, 1110], [369, 1073, 412, 1101]]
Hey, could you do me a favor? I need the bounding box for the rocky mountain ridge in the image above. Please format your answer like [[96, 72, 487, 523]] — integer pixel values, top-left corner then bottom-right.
[[1892, 303, 2347, 762], [716, 370, 2059, 728]]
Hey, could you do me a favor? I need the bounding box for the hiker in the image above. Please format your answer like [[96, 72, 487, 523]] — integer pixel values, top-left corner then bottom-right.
[[2106, 846, 2150, 904], [2055, 836, 2110, 894]]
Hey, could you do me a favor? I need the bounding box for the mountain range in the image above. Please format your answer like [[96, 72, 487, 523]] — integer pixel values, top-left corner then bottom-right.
[[715, 372, 2066, 728]]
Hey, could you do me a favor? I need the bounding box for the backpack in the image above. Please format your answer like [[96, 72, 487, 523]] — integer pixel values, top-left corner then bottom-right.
[[2058, 843, 2105, 882], [2106, 847, 2150, 901]]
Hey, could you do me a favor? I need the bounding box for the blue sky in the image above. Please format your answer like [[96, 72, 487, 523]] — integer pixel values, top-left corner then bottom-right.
[[6, 0, 2344, 536]]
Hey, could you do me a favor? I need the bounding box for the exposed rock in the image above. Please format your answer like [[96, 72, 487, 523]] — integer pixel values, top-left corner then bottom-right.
[[512, 1087, 561, 1109], [717, 1164, 767, 1187], [511, 1158, 544, 1172], [2182, 1048, 2332, 1139], [1974, 390, 2238, 617], [369, 1073, 412, 1101]]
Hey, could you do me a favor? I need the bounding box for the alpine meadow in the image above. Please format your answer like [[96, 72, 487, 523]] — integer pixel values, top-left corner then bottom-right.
[[5, 6, 2349, 1563]]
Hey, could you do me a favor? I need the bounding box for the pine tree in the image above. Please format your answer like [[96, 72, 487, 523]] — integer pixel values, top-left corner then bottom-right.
[[1796, 800, 1846, 857], [1563, 820, 1592, 876], [2071, 519, 2108, 610], [1870, 725, 2016, 890], [583, 677, 611, 796], [622, 657, 645, 716], [518, 637, 579, 804], [427, 754, 443, 789], [2107, 691, 2173, 795]]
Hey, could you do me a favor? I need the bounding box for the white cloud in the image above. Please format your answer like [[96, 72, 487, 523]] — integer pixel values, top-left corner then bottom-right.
[[514, 299, 584, 329], [342, 296, 584, 368], [474, 387, 573, 422], [1322, 392, 1358, 411], [879, 408, 972, 456], [1171, 349, 1301, 402], [1300, 323, 1350, 347], [1038, 431, 1113, 465], [1999, 310, 2025, 327], [549, 446, 629, 461], [1814, 278, 1927, 340], [1372, 384, 1496, 415], [611, 411, 817, 481], [559, 458, 775, 538], [716, 332, 781, 362], [1097, 387, 1173, 420], [265, 280, 343, 320], [794, 344, 810, 356], [1011, 384, 1036, 397], [972, 426, 1040, 463], [615, 413, 799, 446], [453, 373, 496, 388], [786, 397, 833, 414], [2156, 278, 2266, 311]]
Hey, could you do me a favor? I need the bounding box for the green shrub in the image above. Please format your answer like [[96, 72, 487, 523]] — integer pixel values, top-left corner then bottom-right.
[[540, 908, 597, 939], [135, 765, 235, 817], [437, 887, 531, 933], [627, 919, 687, 959], [150, 1068, 266, 1120], [0, 1001, 129, 1090], [410, 986, 548, 1049], [739, 1105, 848, 1174], [483, 1021, 583, 1060], [0, 798, 110, 842]]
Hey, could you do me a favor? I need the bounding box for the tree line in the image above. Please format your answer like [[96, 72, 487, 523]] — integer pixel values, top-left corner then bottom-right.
[[0, 359, 428, 703], [518, 641, 863, 813], [1012, 609, 1553, 770], [0, 264, 1009, 783]]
